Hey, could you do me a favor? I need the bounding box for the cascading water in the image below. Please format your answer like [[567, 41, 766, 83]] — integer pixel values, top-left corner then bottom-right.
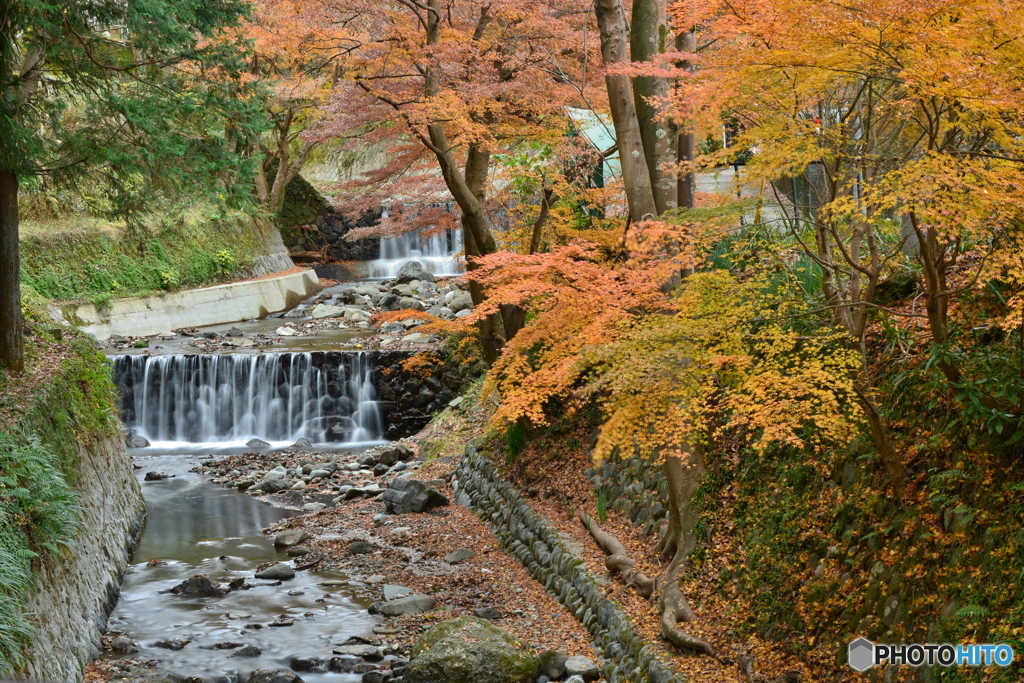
[[368, 204, 465, 278], [113, 352, 384, 446]]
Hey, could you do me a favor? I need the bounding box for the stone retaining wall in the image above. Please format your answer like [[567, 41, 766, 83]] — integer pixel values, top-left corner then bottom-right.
[[23, 436, 145, 683], [455, 444, 684, 683], [587, 456, 669, 542]]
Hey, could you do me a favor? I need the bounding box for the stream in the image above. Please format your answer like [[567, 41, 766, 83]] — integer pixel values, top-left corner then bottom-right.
[[107, 453, 378, 682], [103, 225, 466, 681]]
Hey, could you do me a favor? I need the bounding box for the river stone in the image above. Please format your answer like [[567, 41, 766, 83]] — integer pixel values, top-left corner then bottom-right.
[[109, 666, 186, 683], [383, 584, 413, 601], [448, 291, 473, 313], [290, 657, 325, 672], [287, 546, 310, 557], [171, 575, 227, 597], [398, 297, 425, 311], [230, 644, 263, 658], [377, 444, 412, 465], [258, 478, 289, 494], [290, 480, 306, 491], [274, 530, 312, 548], [444, 548, 476, 564], [111, 635, 138, 652], [537, 652, 568, 680], [564, 656, 599, 681], [129, 435, 151, 448], [247, 438, 271, 448], [247, 671, 305, 683], [255, 563, 295, 580], [310, 304, 348, 319], [395, 261, 435, 284], [379, 594, 436, 616], [308, 469, 331, 480], [154, 638, 191, 651], [381, 479, 448, 515], [565, 677, 585, 683], [290, 437, 313, 450], [348, 541, 377, 555], [332, 644, 383, 660], [144, 471, 169, 481], [276, 326, 298, 336], [405, 616, 537, 683], [472, 607, 502, 620]]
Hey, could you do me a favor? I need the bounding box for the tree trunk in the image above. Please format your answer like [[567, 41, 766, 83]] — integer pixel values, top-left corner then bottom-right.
[[853, 384, 907, 493], [630, 0, 675, 214], [675, 30, 697, 212], [0, 169, 23, 373], [593, 0, 658, 222], [658, 448, 705, 562], [529, 186, 555, 254]]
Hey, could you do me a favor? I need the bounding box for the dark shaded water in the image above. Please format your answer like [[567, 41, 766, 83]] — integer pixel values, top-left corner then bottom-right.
[[108, 454, 378, 682]]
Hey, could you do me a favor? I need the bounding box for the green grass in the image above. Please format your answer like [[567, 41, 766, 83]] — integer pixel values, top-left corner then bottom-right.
[[19, 205, 267, 307]]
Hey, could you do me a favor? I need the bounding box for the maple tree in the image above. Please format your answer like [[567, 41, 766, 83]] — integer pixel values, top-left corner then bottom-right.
[[241, 0, 359, 214], [322, 0, 599, 362], [665, 0, 1024, 486]]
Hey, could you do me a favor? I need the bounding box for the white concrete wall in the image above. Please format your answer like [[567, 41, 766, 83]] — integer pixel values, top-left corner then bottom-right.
[[64, 269, 321, 340]]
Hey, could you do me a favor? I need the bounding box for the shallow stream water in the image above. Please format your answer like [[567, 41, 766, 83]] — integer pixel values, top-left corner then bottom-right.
[[107, 453, 378, 682]]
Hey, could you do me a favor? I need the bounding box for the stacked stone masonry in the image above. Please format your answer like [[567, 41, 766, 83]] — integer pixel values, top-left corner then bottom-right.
[[456, 444, 684, 683], [24, 436, 145, 683], [587, 456, 670, 542]]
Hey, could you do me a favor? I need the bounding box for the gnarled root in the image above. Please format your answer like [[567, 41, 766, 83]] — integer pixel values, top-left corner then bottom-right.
[[661, 578, 714, 656], [579, 510, 714, 656]]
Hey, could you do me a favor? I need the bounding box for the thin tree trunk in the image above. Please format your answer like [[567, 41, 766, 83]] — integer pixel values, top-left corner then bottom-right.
[[853, 384, 907, 493], [529, 186, 555, 254], [631, 0, 675, 214], [593, 0, 658, 222], [0, 169, 23, 372], [675, 30, 696, 212]]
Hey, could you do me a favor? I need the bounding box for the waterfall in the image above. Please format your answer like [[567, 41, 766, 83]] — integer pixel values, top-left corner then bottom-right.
[[368, 205, 465, 279], [112, 352, 384, 446]]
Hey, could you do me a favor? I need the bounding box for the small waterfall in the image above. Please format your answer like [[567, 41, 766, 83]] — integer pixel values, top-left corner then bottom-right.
[[113, 352, 384, 446], [368, 205, 464, 278]]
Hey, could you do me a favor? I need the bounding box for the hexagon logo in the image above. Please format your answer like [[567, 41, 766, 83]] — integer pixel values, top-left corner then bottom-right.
[[848, 637, 875, 672]]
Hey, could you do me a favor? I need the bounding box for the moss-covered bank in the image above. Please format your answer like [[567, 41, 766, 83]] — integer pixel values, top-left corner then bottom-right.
[[0, 289, 144, 677], [19, 207, 272, 307]]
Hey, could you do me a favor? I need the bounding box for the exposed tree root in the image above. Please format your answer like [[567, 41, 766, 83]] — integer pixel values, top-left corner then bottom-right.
[[578, 510, 714, 656]]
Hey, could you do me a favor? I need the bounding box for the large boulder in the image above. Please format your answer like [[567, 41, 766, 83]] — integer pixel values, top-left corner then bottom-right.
[[381, 478, 448, 515], [405, 616, 537, 683], [395, 261, 436, 284]]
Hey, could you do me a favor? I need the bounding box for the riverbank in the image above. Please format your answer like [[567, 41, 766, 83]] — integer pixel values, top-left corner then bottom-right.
[[83, 387, 605, 683], [0, 287, 144, 680]]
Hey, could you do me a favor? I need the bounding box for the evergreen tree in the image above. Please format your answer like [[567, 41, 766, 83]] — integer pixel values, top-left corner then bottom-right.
[[0, 0, 265, 371]]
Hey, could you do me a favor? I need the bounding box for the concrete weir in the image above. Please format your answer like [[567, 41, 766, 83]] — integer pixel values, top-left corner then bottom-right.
[[64, 269, 322, 340]]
